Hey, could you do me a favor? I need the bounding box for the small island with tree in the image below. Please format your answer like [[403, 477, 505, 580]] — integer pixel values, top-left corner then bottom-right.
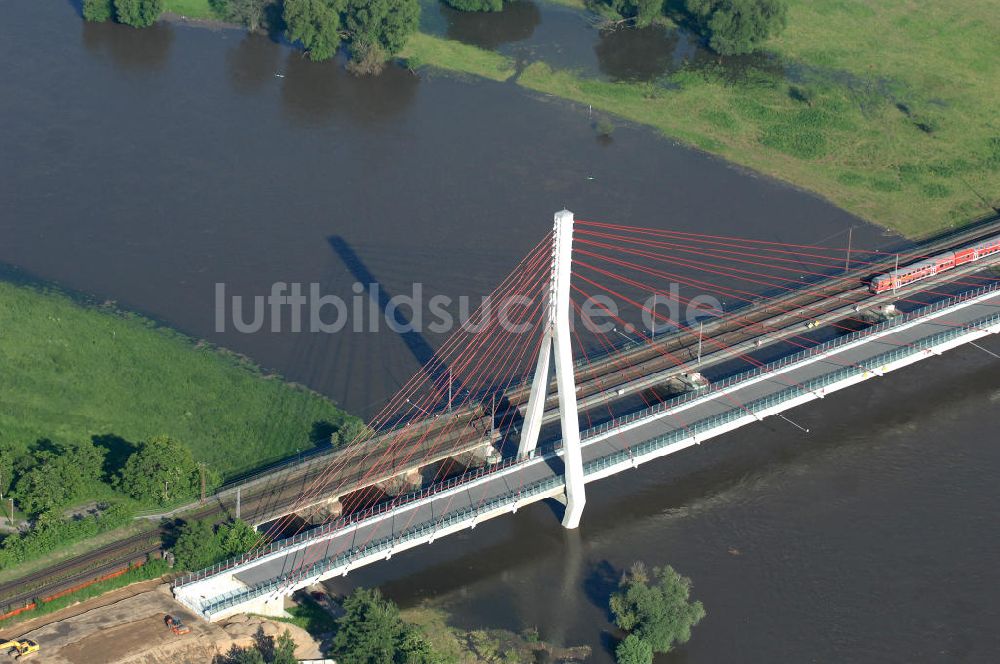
[[609, 561, 706, 664]]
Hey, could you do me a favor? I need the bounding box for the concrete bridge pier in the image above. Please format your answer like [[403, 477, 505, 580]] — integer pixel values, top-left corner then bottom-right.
[[376, 468, 424, 496], [453, 439, 502, 469], [305, 496, 343, 525], [240, 593, 290, 619]]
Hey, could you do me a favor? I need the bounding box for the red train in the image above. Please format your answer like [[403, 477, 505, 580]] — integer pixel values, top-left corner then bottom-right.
[[869, 233, 1000, 294]]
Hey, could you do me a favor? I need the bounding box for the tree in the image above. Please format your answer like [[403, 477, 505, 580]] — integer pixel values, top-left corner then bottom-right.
[[333, 417, 371, 447], [13, 440, 106, 515], [219, 518, 258, 557], [685, 0, 787, 56], [331, 587, 445, 664], [83, 0, 115, 22], [113, 0, 164, 28], [344, 0, 420, 57], [213, 0, 270, 31], [443, 0, 503, 11], [219, 644, 266, 664], [595, 0, 663, 28], [610, 563, 706, 655], [171, 518, 255, 571], [615, 634, 653, 664], [217, 630, 295, 664], [397, 626, 443, 664], [0, 443, 14, 496], [272, 630, 298, 664], [333, 588, 403, 664], [117, 435, 201, 505], [171, 518, 223, 570], [283, 0, 345, 61]]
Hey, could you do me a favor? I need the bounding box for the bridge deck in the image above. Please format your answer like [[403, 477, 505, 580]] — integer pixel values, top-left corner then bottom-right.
[[177, 285, 999, 619]]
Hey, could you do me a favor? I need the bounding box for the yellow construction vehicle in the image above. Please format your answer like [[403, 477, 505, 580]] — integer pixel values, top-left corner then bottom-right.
[[0, 639, 40, 659]]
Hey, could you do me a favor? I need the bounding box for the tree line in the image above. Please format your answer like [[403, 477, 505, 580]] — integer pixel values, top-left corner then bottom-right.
[[0, 434, 217, 569], [81, 0, 522, 73], [593, 0, 788, 56], [1, 434, 214, 518]]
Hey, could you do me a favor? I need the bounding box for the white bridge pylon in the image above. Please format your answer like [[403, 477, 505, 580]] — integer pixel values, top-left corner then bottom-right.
[[517, 210, 586, 528]]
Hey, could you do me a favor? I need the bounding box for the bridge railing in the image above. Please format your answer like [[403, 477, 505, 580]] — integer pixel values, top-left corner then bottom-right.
[[175, 285, 999, 591], [199, 471, 567, 617], [579, 283, 1000, 440], [197, 308, 1000, 617], [172, 451, 534, 588], [584, 310, 1000, 476]]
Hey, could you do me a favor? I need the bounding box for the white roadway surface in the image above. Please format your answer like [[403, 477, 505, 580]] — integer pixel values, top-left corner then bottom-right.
[[214, 291, 1000, 601]]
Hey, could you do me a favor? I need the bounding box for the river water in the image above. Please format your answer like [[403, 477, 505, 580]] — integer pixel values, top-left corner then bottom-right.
[[1, 2, 998, 661]]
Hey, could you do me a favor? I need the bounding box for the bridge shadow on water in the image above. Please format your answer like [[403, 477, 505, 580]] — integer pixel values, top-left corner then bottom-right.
[[327, 235, 439, 377]]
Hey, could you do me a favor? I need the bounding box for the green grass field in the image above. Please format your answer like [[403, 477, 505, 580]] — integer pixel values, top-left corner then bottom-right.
[[408, 0, 1000, 238], [162, 0, 221, 20], [0, 281, 351, 478]]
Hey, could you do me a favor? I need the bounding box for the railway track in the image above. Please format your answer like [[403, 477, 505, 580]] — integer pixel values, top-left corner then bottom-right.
[[2, 213, 998, 619]]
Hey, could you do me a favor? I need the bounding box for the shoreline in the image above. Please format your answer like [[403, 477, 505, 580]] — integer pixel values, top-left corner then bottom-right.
[[132, 0, 997, 239]]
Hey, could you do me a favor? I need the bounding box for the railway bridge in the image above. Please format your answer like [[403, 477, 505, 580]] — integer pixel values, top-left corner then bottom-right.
[[173, 211, 1000, 621]]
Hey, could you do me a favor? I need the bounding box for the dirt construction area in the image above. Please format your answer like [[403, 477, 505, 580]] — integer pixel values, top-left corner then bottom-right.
[[1, 584, 322, 663]]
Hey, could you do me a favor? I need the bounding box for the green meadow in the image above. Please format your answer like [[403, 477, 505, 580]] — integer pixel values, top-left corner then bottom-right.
[[405, 0, 1000, 238], [0, 281, 350, 478]]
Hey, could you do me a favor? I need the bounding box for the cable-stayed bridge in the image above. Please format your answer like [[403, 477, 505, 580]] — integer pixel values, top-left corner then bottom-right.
[[173, 211, 1000, 620]]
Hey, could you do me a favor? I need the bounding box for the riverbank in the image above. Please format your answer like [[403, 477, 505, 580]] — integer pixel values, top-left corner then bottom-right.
[[0, 280, 353, 478], [403, 0, 998, 238], [401, 604, 592, 663], [152, 0, 998, 237]]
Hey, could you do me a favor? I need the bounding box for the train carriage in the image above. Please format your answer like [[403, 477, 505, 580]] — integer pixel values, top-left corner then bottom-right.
[[869, 232, 1000, 294]]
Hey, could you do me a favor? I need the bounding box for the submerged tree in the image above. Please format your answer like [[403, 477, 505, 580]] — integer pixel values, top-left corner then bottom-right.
[[594, 0, 663, 28], [685, 0, 787, 56], [113, 0, 164, 28], [212, 0, 271, 31], [345, 0, 420, 57], [610, 562, 706, 657], [82, 0, 116, 22], [443, 0, 503, 11], [615, 634, 653, 664], [283, 0, 346, 61]]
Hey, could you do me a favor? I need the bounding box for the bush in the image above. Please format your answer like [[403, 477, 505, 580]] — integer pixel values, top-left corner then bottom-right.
[[171, 518, 257, 571], [616, 634, 653, 664], [172, 519, 220, 571], [0, 504, 133, 570], [443, 0, 503, 11], [83, 0, 115, 22], [218, 628, 297, 664], [589, 0, 662, 27], [113, 0, 164, 27], [213, 0, 271, 30], [347, 40, 389, 76], [686, 0, 787, 56], [13, 440, 106, 515]]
